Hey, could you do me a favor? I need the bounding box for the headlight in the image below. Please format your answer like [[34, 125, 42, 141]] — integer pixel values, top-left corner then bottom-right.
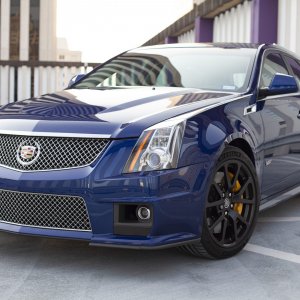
[[123, 117, 186, 173]]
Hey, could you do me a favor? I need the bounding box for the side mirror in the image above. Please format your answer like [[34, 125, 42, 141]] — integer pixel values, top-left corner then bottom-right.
[[258, 73, 298, 98], [67, 74, 86, 88]]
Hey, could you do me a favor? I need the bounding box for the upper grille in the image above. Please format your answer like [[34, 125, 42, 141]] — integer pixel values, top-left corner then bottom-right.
[[0, 134, 110, 171], [0, 189, 91, 231]]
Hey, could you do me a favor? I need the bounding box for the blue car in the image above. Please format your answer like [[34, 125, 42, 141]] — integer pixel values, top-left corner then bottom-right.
[[0, 43, 300, 259]]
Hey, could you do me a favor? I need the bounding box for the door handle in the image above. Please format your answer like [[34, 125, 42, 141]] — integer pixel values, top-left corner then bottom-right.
[[297, 111, 300, 119]]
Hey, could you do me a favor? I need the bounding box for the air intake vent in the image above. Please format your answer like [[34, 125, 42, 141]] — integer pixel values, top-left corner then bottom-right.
[[0, 189, 91, 231]]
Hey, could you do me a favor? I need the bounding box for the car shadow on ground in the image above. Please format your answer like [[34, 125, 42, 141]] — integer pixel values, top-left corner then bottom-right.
[[0, 232, 211, 277]]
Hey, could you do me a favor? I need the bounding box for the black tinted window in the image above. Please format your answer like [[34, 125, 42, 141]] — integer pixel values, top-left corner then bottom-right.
[[260, 53, 288, 88], [286, 56, 300, 86]]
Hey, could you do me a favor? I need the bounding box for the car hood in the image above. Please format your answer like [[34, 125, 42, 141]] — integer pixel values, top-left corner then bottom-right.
[[0, 87, 237, 138]]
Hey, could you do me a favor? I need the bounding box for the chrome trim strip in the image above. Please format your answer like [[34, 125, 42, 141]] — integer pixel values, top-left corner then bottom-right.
[[0, 162, 92, 173], [244, 104, 257, 115], [0, 220, 92, 232], [259, 92, 300, 101], [0, 130, 111, 139]]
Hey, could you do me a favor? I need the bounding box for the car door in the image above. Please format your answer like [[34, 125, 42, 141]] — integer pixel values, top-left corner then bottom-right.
[[258, 51, 300, 199]]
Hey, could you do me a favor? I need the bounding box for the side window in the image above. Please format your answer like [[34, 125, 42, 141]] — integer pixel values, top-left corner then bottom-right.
[[285, 56, 300, 86], [259, 53, 289, 88]]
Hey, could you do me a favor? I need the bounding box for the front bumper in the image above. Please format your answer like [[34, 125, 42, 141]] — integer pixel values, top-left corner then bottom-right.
[[0, 139, 210, 249]]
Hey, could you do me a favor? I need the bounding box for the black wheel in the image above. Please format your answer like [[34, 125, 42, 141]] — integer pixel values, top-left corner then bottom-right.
[[179, 146, 260, 259]]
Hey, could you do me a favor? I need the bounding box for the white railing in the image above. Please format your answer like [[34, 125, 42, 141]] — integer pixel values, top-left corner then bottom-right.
[[0, 61, 98, 106], [178, 29, 195, 43], [213, 0, 252, 43], [278, 0, 300, 55]]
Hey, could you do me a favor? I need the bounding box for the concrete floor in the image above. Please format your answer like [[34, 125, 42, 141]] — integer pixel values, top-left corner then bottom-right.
[[1, 198, 300, 300]]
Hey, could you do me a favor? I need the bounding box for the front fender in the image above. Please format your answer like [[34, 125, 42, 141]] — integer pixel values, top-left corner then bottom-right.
[[178, 99, 264, 187]]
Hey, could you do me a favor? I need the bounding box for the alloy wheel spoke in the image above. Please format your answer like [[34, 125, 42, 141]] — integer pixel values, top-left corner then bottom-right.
[[224, 163, 232, 190], [232, 196, 253, 204], [228, 209, 239, 222], [237, 214, 248, 225], [212, 182, 223, 198], [221, 218, 228, 243], [238, 198, 253, 205], [232, 163, 241, 189], [207, 199, 224, 208], [209, 214, 224, 232], [233, 218, 238, 241], [237, 177, 253, 197]]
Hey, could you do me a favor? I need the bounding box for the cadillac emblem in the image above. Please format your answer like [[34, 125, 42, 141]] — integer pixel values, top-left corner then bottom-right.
[[16, 141, 41, 166]]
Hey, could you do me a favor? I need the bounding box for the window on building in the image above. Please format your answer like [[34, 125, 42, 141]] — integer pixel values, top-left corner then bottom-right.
[[10, 0, 21, 60], [0, 0, 2, 53], [29, 0, 40, 61]]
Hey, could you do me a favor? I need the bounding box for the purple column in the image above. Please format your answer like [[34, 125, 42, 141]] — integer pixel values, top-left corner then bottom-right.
[[251, 0, 278, 43], [195, 16, 213, 43], [165, 36, 178, 44]]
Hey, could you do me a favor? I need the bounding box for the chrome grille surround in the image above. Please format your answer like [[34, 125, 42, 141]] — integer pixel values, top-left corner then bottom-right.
[[0, 189, 92, 231], [0, 133, 110, 171]]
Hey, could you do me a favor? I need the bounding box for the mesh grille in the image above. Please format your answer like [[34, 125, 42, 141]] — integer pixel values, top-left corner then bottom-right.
[[0, 134, 110, 171], [0, 189, 91, 231]]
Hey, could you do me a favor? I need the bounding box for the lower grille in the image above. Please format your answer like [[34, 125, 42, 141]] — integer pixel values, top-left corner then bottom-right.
[[0, 189, 91, 231]]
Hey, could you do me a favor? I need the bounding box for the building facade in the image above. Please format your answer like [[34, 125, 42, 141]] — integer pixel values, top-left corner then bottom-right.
[[0, 0, 89, 106], [57, 38, 82, 62], [0, 0, 57, 61], [143, 0, 300, 57]]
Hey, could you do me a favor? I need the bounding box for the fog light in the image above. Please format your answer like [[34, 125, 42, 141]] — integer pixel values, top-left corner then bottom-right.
[[137, 206, 151, 221]]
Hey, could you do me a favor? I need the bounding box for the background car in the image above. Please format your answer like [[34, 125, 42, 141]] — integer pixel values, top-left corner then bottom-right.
[[0, 43, 299, 259]]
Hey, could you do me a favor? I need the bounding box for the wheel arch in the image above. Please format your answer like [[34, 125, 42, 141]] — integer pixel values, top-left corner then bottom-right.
[[228, 138, 255, 166]]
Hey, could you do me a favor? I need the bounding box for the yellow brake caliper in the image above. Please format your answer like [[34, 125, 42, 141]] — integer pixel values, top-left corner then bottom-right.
[[228, 172, 243, 215]]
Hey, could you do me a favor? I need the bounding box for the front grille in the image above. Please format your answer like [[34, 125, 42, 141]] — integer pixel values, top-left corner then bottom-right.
[[0, 189, 91, 231], [0, 134, 109, 171]]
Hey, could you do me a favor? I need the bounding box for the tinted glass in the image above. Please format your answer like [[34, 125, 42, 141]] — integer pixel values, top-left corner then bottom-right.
[[286, 56, 300, 86], [260, 53, 289, 88], [29, 0, 40, 61], [75, 48, 257, 92], [10, 0, 20, 60]]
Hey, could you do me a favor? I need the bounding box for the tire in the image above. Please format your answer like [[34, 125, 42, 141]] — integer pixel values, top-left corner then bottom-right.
[[179, 146, 260, 259]]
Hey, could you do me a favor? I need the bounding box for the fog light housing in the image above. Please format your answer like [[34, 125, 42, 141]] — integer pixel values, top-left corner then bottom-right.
[[114, 203, 153, 236], [137, 206, 151, 221]]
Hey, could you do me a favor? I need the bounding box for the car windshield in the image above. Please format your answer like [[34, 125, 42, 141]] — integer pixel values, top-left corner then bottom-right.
[[74, 47, 257, 92]]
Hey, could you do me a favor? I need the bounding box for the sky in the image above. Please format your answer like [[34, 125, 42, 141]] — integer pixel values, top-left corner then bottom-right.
[[57, 0, 193, 63]]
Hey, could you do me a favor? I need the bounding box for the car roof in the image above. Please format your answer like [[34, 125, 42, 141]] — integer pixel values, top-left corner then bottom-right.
[[130, 43, 300, 60], [133, 43, 262, 51]]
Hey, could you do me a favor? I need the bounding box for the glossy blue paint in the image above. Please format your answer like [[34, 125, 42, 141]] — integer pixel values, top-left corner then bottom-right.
[[269, 73, 298, 91], [68, 74, 86, 88], [0, 88, 232, 138], [0, 43, 299, 249]]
